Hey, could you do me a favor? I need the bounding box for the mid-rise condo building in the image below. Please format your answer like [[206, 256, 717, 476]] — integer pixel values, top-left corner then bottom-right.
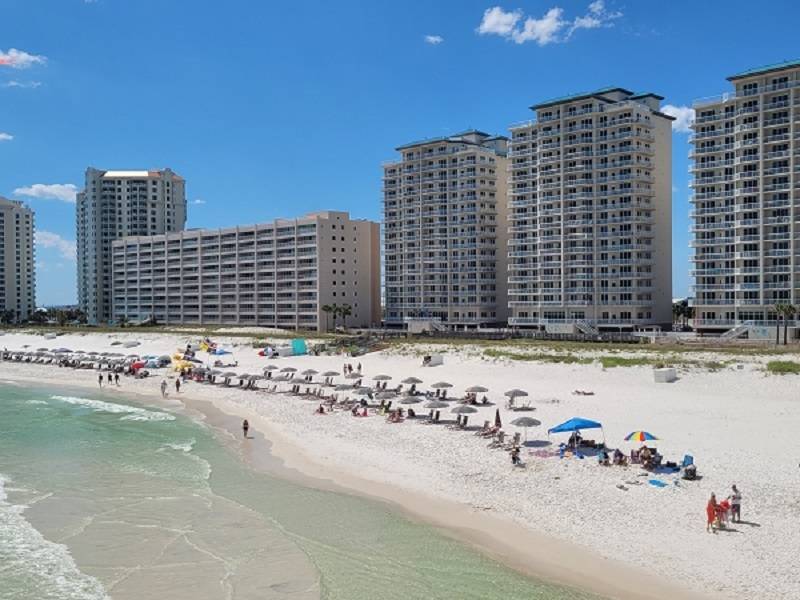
[[77, 168, 186, 324], [111, 211, 380, 332], [690, 60, 800, 333], [0, 197, 35, 322], [382, 130, 509, 329], [507, 88, 673, 332]]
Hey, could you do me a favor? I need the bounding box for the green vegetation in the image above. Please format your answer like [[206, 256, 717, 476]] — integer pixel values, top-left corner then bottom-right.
[[766, 361, 800, 375], [483, 349, 593, 365], [598, 356, 653, 368]]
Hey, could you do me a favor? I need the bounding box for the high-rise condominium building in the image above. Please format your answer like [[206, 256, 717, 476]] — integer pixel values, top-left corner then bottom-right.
[[0, 197, 35, 322], [382, 130, 509, 329], [111, 211, 380, 332], [691, 60, 800, 333], [77, 168, 186, 324], [507, 88, 673, 332]]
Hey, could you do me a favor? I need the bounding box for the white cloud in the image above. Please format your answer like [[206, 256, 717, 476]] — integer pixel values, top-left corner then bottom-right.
[[0, 132, 12, 141], [477, 7, 522, 36], [13, 183, 78, 203], [191, 198, 206, 205], [3, 80, 42, 89], [36, 231, 77, 261], [0, 48, 47, 69], [661, 104, 695, 133], [478, 2, 621, 45], [424, 35, 444, 45], [512, 8, 565, 45]]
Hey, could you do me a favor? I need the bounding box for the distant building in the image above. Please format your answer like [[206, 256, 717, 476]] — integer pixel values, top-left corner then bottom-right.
[[507, 87, 673, 333], [690, 60, 800, 332], [0, 197, 35, 322], [111, 211, 380, 332], [77, 168, 186, 324], [382, 130, 509, 329]]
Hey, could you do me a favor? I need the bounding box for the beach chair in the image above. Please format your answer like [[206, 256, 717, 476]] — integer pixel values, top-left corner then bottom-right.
[[487, 431, 506, 449], [681, 455, 696, 480], [504, 432, 521, 450]]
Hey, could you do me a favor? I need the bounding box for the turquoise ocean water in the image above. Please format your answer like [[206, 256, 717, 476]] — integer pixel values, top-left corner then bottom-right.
[[0, 382, 598, 599]]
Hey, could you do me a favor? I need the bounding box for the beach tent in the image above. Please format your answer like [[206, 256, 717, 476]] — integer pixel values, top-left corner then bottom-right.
[[548, 417, 603, 434], [291, 339, 308, 355]]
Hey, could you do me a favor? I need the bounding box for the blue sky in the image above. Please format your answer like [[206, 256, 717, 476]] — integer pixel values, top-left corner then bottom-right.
[[2, 0, 799, 305]]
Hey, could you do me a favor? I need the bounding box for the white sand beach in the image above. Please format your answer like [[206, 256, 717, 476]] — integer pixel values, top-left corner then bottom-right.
[[2, 330, 799, 600]]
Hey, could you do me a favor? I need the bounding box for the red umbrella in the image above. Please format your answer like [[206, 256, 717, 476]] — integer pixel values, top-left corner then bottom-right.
[[132, 361, 145, 370]]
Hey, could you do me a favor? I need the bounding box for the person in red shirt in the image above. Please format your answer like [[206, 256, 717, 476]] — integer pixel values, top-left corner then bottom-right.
[[706, 493, 718, 533]]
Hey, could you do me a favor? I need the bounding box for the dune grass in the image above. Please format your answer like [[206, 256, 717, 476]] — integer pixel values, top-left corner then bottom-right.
[[766, 361, 800, 375]]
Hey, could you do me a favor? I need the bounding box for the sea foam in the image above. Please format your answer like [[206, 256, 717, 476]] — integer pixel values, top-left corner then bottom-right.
[[0, 474, 110, 600], [50, 395, 175, 421]]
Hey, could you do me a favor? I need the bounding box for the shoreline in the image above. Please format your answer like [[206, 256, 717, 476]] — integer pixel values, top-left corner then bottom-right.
[[0, 362, 714, 600]]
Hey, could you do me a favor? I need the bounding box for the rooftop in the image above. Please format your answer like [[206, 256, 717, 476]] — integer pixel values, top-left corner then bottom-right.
[[395, 129, 505, 151], [531, 87, 633, 110], [728, 59, 800, 81]]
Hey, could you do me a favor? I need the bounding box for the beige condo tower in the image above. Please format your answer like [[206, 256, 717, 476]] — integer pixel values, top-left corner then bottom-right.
[[691, 60, 800, 336], [382, 130, 509, 329], [111, 211, 380, 332], [0, 197, 35, 322], [507, 88, 673, 333]]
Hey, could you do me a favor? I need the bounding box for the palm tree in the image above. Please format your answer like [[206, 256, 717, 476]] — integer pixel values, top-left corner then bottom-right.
[[784, 304, 796, 345], [773, 303, 785, 345], [340, 304, 352, 330], [329, 303, 341, 331], [672, 302, 683, 328], [321, 304, 333, 332], [118, 315, 129, 329]]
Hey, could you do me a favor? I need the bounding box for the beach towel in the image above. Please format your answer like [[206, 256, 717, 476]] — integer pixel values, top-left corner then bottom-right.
[[648, 479, 668, 488]]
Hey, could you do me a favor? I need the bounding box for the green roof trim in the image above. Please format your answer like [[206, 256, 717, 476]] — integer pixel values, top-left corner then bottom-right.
[[395, 129, 495, 151], [728, 59, 800, 81], [530, 87, 633, 111], [629, 92, 665, 101]]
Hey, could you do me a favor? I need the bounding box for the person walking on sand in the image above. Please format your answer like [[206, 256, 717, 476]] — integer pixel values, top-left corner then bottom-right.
[[98, 374, 103, 387], [114, 373, 120, 386], [175, 378, 181, 393], [706, 493, 718, 533], [730, 485, 742, 523], [107, 372, 113, 385], [242, 419, 249, 438], [160, 380, 168, 398]]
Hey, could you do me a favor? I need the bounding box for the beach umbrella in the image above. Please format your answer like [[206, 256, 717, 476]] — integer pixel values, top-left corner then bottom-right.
[[424, 400, 449, 409], [238, 373, 252, 379], [345, 372, 362, 380], [495, 408, 502, 428], [353, 387, 372, 396], [210, 369, 222, 375], [400, 395, 423, 404], [624, 431, 658, 443], [511, 416, 542, 443], [431, 381, 452, 389], [222, 371, 237, 378], [376, 391, 397, 400], [263, 365, 280, 371], [36, 347, 49, 352], [466, 385, 488, 393], [301, 369, 318, 376], [248, 374, 264, 380], [321, 370, 339, 377], [335, 383, 354, 391], [504, 389, 528, 398], [451, 405, 478, 415], [280, 367, 297, 373], [372, 374, 392, 381], [402, 377, 423, 385]]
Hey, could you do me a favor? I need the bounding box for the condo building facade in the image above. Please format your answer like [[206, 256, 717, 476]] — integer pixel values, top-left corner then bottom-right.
[[77, 168, 186, 324], [690, 61, 800, 332], [111, 211, 380, 332], [382, 130, 509, 329], [507, 88, 673, 332], [0, 197, 35, 322]]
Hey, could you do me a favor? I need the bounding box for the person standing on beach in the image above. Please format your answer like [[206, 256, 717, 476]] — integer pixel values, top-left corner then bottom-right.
[[242, 419, 249, 438], [160, 380, 168, 398], [706, 493, 718, 533], [98, 374, 103, 387], [730, 485, 742, 523], [114, 373, 120, 386], [175, 378, 181, 393], [107, 372, 113, 385]]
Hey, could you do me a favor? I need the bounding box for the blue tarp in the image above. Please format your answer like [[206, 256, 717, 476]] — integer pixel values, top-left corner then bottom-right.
[[291, 339, 307, 356], [548, 417, 603, 434], [212, 349, 232, 355]]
